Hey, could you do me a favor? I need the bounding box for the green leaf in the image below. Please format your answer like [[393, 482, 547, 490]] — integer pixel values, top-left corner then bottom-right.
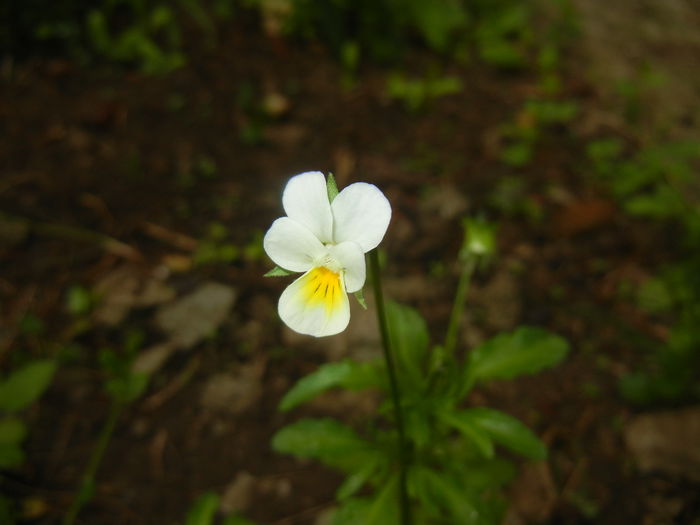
[[353, 288, 367, 309], [106, 372, 149, 403], [66, 285, 93, 315], [0, 418, 27, 444], [0, 359, 57, 413], [0, 495, 13, 525], [185, 492, 219, 525], [438, 410, 494, 458], [327, 173, 339, 202], [467, 326, 568, 384], [386, 301, 429, 385], [333, 498, 372, 525], [264, 266, 294, 277], [336, 459, 382, 501], [279, 360, 383, 412], [364, 474, 399, 525], [410, 466, 477, 523], [409, 0, 467, 52], [0, 442, 24, 468], [459, 408, 547, 460], [272, 418, 375, 473], [462, 457, 515, 491]]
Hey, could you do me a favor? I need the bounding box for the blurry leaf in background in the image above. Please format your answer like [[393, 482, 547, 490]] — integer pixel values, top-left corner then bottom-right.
[[0, 417, 27, 468], [0, 360, 57, 413], [467, 326, 569, 383], [386, 72, 462, 112], [406, 0, 468, 53], [185, 492, 219, 525], [66, 285, 95, 316]]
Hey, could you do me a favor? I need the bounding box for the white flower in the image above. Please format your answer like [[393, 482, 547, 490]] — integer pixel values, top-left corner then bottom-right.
[[264, 171, 391, 337]]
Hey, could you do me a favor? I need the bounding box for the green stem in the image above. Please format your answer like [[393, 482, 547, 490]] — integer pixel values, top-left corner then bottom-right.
[[368, 250, 412, 525], [444, 254, 477, 358], [63, 400, 123, 525]]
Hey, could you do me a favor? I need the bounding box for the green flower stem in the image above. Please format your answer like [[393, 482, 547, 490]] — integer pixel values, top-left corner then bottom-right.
[[368, 250, 412, 525], [63, 400, 123, 525], [444, 254, 477, 359]]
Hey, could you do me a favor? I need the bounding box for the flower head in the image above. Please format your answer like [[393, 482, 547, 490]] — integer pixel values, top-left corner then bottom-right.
[[264, 171, 391, 337]]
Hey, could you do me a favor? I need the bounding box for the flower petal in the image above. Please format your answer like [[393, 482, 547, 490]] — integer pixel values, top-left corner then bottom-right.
[[278, 267, 350, 337], [327, 241, 366, 293], [282, 171, 334, 244], [331, 182, 391, 252], [263, 217, 325, 272]]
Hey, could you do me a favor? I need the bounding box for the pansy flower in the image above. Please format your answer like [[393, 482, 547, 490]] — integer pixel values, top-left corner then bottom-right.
[[264, 171, 391, 337]]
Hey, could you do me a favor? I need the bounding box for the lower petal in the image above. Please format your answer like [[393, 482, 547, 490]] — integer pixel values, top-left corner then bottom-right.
[[278, 267, 350, 337]]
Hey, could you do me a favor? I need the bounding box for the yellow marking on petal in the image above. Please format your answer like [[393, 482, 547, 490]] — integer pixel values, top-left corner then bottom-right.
[[301, 266, 343, 314]]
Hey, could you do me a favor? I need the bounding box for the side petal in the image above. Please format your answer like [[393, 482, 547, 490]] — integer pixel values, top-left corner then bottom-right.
[[264, 217, 325, 272], [331, 182, 391, 252], [327, 241, 366, 293], [278, 267, 350, 337], [282, 171, 334, 244]]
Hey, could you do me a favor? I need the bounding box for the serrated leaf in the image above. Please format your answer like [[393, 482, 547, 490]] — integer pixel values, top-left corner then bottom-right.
[[353, 288, 367, 309], [279, 360, 383, 412], [264, 266, 294, 277], [466, 326, 568, 384], [0, 359, 57, 413], [462, 407, 547, 459], [0, 418, 27, 444], [272, 418, 375, 473], [386, 301, 429, 386], [327, 173, 339, 202], [439, 410, 494, 458], [185, 492, 219, 525]]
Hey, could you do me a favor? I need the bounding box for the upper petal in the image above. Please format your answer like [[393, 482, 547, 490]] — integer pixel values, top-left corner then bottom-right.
[[331, 182, 391, 252], [327, 241, 366, 293], [263, 217, 325, 272], [278, 268, 350, 337], [282, 171, 334, 244]]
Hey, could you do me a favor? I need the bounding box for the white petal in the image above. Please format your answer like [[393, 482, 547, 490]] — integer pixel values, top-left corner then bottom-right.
[[327, 242, 366, 293], [263, 217, 325, 272], [331, 182, 391, 252], [282, 171, 334, 244], [278, 267, 350, 337]]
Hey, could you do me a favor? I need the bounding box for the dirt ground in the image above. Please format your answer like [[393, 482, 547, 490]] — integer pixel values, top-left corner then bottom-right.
[[1, 3, 700, 524]]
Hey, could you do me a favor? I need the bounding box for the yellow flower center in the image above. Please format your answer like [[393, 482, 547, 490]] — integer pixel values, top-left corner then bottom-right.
[[302, 266, 343, 313]]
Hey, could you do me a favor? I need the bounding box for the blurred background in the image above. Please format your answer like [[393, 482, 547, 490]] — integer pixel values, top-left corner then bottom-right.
[[1, 0, 700, 523]]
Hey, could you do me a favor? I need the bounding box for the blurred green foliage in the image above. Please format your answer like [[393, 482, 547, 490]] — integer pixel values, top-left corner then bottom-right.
[[0, 359, 57, 523], [184, 491, 257, 525], [386, 71, 463, 112], [3, 0, 569, 76], [587, 138, 700, 403], [2, 0, 227, 72], [273, 0, 540, 67]]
